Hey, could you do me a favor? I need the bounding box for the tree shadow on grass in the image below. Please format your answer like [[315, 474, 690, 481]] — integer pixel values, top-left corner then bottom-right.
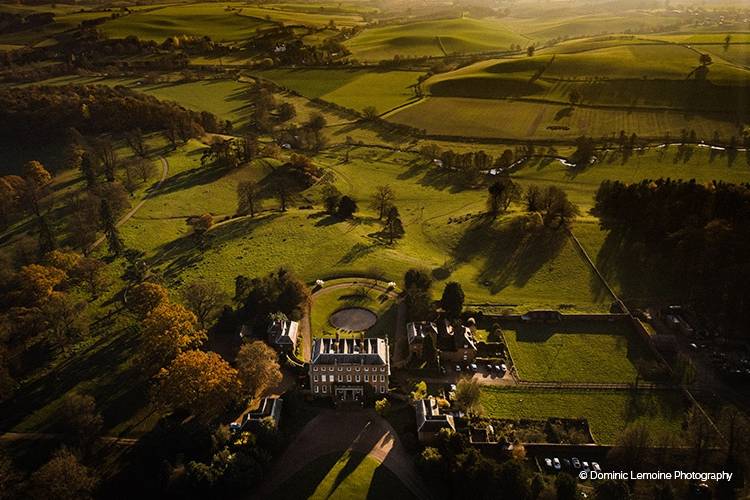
[[451, 216, 568, 294], [0, 323, 143, 434], [153, 162, 235, 197], [150, 213, 282, 282]]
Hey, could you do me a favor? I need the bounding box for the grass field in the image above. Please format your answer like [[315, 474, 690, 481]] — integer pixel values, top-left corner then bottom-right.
[[254, 68, 421, 113], [272, 451, 414, 499], [479, 387, 688, 444], [100, 3, 275, 42], [310, 281, 396, 339], [345, 17, 529, 61], [501, 319, 654, 383], [118, 144, 609, 311], [388, 96, 741, 140]]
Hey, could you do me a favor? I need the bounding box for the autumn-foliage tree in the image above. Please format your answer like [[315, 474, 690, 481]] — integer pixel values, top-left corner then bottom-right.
[[180, 280, 228, 329], [236, 341, 282, 399], [128, 282, 169, 318], [18, 263, 66, 304], [27, 448, 98, 500], [22, 160, 52, 215], [138, 301, 207, 373], [59, 393, 103, 450], [154, 350, 240, 423]]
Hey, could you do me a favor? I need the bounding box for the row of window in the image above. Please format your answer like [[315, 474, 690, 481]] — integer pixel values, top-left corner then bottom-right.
[[313, 374, 385, 383], [312, 365, 386, 372], [314, 385, 386, 394]]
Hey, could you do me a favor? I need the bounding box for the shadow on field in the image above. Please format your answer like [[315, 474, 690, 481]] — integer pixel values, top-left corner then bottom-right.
[[150, 213, 282, 281], [451, 216, 567, 293]]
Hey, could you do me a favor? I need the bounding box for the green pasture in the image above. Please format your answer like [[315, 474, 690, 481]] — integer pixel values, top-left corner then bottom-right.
[[345, 17, 529, 61], [479, 387, 688, 444], [254, 68, 421, 113], [100, 2, 275, 42], [272, 451, 414, 500], [387, 96, 742, 140], [236, 5, 364, 27], [120, 145, 609, 311], [501, 319, 654, 383]]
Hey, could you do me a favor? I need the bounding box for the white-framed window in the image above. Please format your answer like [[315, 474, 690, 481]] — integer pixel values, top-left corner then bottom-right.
[[315, 386, 319, 393], [347, 375, 352, 382], [355, 366, 360, 372], [322, 375, 327, 382], [381, 367, 385, 372], [364, 367, 369, 372], [338, 375, 342, 382], [356, 375, 360, 382], [313, 366, 318, 371], [347, 367, 351, 371], [380, 375, 384, 382], [364, 374, 369, 382], [314, 375, 319, 382], [323, 385, 327, 393], [338, 367, 343, 371], [380, 386, 386, 393]]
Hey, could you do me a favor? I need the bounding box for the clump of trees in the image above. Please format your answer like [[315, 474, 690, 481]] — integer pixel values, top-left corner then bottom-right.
[[235, 268, 311, 326], [0, 85, 224, 144], [593, 178, 750, 331], [403, 268, 434, 321]]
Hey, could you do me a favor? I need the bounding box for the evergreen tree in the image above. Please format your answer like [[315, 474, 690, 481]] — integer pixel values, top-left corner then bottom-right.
[[100, 199, 124, 256]]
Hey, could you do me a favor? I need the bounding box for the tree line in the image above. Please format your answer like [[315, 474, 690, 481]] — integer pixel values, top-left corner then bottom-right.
[[593, 178, 750, 333]]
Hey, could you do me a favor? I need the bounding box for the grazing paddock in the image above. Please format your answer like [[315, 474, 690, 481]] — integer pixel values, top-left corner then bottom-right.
[[253, 68, 421, 113], [500, 318, 655, 383], [345, 17, 528, 61], [479, 387, 689, 444], [387, 97, 741, 140], [101, 2, 275, 42]]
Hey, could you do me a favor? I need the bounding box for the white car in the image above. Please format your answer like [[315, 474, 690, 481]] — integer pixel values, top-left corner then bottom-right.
[[545, 458, 553, 468], [592, 462, 601, 473], [553, 458, 561, 470]]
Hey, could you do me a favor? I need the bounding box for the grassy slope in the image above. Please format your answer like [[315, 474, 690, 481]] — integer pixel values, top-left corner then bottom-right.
[[272, 451, 414, 500], [346, 17, 528, 61], [120, 146, 608, 311], [479, 387, 688, 444], [101, 2, 274, 42], [254, 68, 421, 113], [502, 319, 652, 383]]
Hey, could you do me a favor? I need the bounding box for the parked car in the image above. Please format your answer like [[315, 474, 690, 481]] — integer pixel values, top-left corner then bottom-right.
[[470, 363, 478, 372], [495, 365, 503, 373], [544, 458, 553, 468], [553, 458, 561, 470], [486, 364, 493, 373], [572, 457, 581, 469], [592, 462, 601, 473], [455, 365, 461, 372], [562, 458, 571, 469], [582, 461, 590, 470], [501, 363, 508, 372]]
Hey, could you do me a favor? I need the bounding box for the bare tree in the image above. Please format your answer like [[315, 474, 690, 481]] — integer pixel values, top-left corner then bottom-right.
[[237, 180, 260, 217], [371, 185, 395, 219]]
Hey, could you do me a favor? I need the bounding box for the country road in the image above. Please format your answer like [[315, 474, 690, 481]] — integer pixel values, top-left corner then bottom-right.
[[89, 155, 169, 251]]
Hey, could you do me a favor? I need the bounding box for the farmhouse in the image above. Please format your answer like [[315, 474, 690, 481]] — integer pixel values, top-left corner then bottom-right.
[[406, 321, 438, 358], [415, 397, 455, 443], [242, 396, 283, 429], [309, 337, 390, 401], [436, 319, 477, 363], [267, 318, 299, 352]]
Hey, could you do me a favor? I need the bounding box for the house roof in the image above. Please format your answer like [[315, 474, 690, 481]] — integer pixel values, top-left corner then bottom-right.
[[268, 319, 299, 346], [415, 398, 455, 434], [406, 321, 437, 345], [436, 319, 476, 352], [311, 337, 389, 366], [243, 397, 282, 427]]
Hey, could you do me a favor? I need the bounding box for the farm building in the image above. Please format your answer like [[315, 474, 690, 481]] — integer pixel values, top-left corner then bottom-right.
[[415, 397, 455, 443], [242, 396, 283, 429], [406, 321, 438, 358], [309, 337, 390, 401], [268, 317, 299, 352]]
